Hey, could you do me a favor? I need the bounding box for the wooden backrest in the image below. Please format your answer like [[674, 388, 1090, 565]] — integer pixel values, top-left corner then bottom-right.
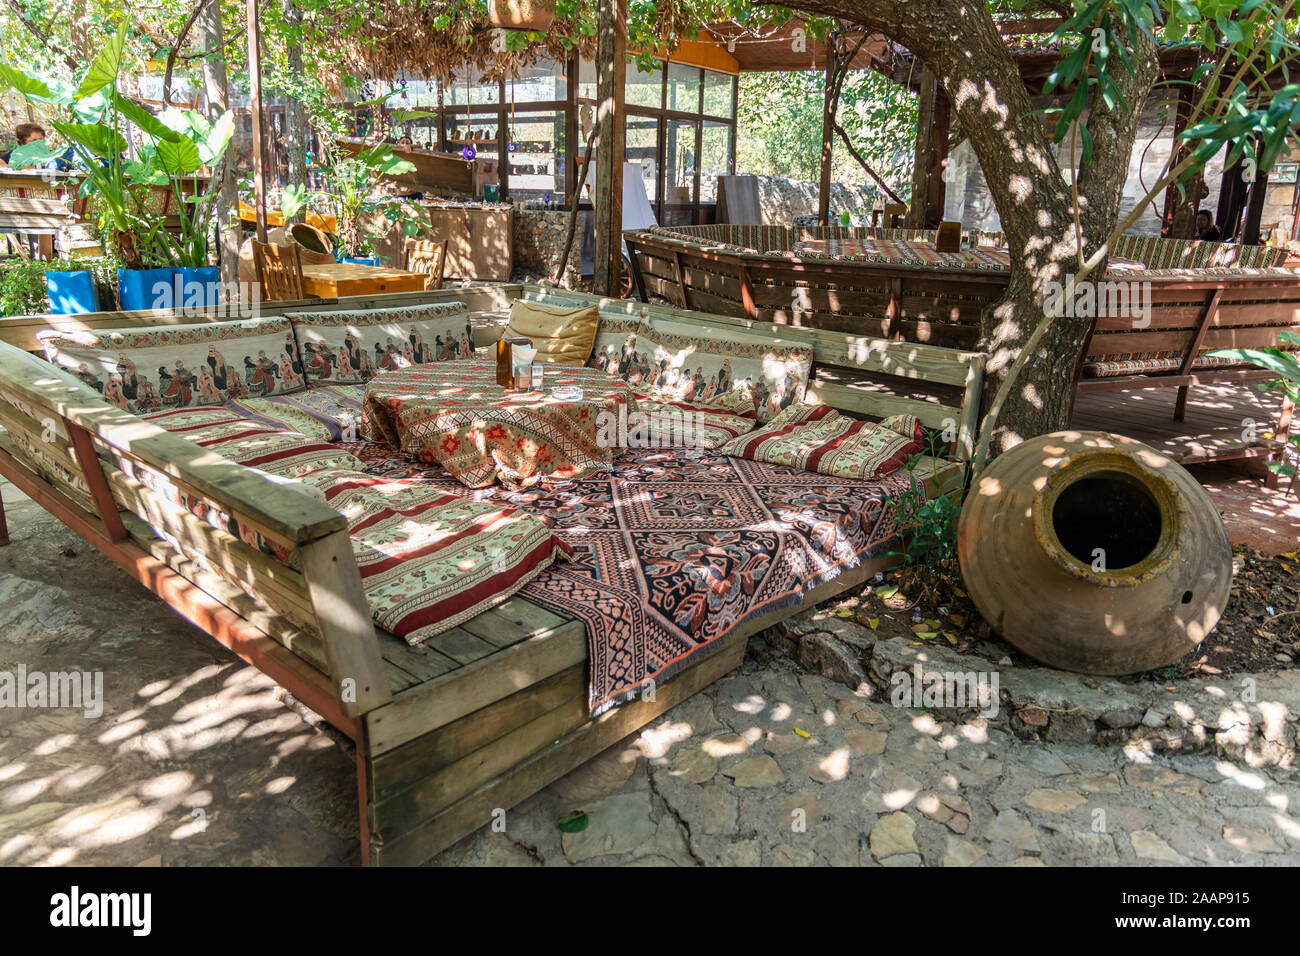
[[0, 340, 390, 719], [405, 238, 449, 290], [1085, 276, 1300, 365], [253, 240, 307, 301]]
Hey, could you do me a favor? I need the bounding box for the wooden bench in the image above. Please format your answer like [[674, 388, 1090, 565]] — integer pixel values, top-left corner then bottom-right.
[[1074, 273, 1300, 478], [0, 284, 983, 865]]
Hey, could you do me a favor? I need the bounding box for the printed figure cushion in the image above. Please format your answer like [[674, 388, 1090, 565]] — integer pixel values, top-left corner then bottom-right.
[[628, 318, 813, 423], [720, 403, 923, 480], [286, 302, 472, 384], [505, 300, 599, 367], [37, 316, 305, 413], [587, 314, 647, 378]]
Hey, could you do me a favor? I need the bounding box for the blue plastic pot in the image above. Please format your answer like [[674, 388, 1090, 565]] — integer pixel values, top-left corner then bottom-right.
[[342, 256, 379, 266], [45, 270, 100, 315], [118, 266, 221, 311]]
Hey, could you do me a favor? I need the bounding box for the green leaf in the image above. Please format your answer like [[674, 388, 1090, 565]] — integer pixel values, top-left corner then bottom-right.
[[154, 138, 203, 175], [75, 23, 127, 100], [113, 93, 180, 142], [557, 811, 588, 833], [50, 120, 127, 158], [0, 63, 59, 103], [5, 140, 63, 169]]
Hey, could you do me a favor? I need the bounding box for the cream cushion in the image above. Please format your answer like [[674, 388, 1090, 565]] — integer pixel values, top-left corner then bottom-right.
[[505, 301, 599, 367]]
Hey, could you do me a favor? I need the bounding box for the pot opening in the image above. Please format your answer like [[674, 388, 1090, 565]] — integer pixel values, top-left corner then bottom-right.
[[1050, 470, 1164, 571]]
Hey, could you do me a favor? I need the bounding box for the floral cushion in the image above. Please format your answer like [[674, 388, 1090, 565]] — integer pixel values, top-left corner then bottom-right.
[[286, 302, 471, 384], [586, 314, 647, 378], [37, 316, 305, 413], [628, 318, 813, 423], [720, 403, 923, 480], [307, 473, 572, 644]]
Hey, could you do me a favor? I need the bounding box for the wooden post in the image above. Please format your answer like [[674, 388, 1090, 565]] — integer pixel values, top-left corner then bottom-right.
[[908, 69, 948, 228], [1241, 138, 1269, 246], [246, 0, 268, 243], [1160, 84, 1200, 238], [199, 0, 241, 285], [816, 40, 837, 228], [592, 0, 626, 297]]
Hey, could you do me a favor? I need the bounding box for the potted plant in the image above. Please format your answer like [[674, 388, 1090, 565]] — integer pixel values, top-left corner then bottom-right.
[[312, 140, 431, 263], [0, 24, 233, 311]]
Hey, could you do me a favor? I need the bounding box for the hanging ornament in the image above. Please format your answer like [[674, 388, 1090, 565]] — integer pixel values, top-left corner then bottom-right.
[[507, 76, 517, 153], [462, 144, 478, 164]]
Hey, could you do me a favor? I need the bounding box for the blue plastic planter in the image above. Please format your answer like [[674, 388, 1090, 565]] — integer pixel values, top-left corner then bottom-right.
[[118, 266, 221, 311], [45, 270, 100, 315], [179, 266, 221, 308], [342, 256, 379, 266]]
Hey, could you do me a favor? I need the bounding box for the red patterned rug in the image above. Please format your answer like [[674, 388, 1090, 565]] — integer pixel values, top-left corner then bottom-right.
[[346, 440, 910, 714]]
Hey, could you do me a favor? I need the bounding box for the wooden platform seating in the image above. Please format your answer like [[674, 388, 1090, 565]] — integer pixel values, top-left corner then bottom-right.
[[0, 284, 984, 865]]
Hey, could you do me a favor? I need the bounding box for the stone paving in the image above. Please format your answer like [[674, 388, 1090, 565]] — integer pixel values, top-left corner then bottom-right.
[[2, 475, 1298, 867]]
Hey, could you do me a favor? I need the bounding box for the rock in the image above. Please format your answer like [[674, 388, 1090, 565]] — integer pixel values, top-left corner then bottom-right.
[[1222, 827, 1282, 854], [661, 783, 737, 836], [917, 792, 972, 833], [869, 811, 917, 859], [799, 632, 870, 692], [772, 791, 823, 833], [667, 693, 723, 736], [1141, 709, 1167, 728], [765, 731, 810, 755], [1123, 764, 1205, 795], [1100, 706, 1143, 729], [723, 754, 785, 788], [1130, 830, 1189, 864], [989, 809, 1041, 853], [943, 835, 987, 867], [1023, 749, 1073, 777], [867, 763, 923, 811], [1024, 789, 1087, 814], [805, 746, 852, 783], [668, 746, 717, 784], [561, 791, 657, 863], [845, 729, 888, 756], [716, 839, 762, 867], [879, 852, 923, 867], [1076, 772, 1123, 794]]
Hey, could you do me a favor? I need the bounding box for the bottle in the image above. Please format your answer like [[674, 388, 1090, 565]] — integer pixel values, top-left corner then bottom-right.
[[496, 337, 531, 388]]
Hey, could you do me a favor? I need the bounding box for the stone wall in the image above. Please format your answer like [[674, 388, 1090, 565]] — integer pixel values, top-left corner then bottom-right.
[[753, 175, 882, 226], [511, 208, 584, 289]]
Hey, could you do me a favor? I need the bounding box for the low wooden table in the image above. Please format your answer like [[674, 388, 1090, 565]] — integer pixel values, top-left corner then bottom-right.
[[301, 262, 430, 298], [363, 361, 637, 488]]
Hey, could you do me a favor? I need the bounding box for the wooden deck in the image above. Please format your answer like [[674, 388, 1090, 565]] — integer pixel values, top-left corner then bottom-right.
[[1071, 381, 1296, 465]]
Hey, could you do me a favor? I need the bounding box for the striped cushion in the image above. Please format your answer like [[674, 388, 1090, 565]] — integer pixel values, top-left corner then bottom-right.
[[720, 403, 922, 480], [1081, 354, 1248, 377], [304, 474, 571, 644]]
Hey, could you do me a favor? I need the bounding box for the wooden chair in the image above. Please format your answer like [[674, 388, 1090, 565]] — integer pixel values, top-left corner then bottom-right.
[[404, 238, 449, 291], [251, 239, 307, 301]]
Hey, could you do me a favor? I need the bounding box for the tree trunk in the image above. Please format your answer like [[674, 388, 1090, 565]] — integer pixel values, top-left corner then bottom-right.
[[198, 1, 241, 286], [778, 0, 1158, 455], [283, 0, 309, 223]]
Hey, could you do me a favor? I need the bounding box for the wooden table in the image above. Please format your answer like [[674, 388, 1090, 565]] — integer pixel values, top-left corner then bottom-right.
[[300, 262, 430, 298], [364, 361, 636, 488]]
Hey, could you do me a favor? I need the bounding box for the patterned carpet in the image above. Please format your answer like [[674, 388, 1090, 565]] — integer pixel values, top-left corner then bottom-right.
[[348, 439, 911, 714]]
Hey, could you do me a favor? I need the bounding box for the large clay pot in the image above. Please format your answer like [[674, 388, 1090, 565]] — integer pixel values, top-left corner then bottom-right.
[[488, 0, 554, 31], [958, 431, 1231, 675], [237, 223, 336, 286]]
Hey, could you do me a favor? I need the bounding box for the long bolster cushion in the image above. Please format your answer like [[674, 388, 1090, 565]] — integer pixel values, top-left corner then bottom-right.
[[37, 316, 308, 413], [286, 302, 472, 384]]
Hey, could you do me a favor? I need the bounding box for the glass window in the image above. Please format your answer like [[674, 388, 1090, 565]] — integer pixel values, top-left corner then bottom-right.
[[666, 63, 701, 114], [512, 57, 566, 104], [625, 115, 661, 204], [625, 59, 663, 109], [664, 118, 699, 205], [444, 65, 499, 105], [703, 70, 734, 119], [578, 58, 597, 101], [700, 120, 733, 201], [444, 114, 501, 160], [507, 110, 565, 201]]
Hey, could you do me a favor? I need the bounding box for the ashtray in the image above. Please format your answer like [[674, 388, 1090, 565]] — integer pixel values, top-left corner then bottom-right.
[[550, 385, 583, 401]]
